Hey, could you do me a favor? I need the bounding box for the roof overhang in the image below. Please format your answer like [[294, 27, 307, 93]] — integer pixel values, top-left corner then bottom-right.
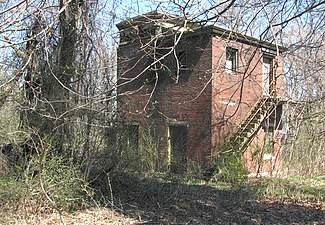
[[117, 11, 288, 53]]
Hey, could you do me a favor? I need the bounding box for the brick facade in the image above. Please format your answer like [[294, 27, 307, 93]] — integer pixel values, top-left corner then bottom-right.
[[117, 12, 285, 175]]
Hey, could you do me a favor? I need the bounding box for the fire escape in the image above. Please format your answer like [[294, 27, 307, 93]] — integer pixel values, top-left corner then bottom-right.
[[225, 57, 284, 155], [224, 95, 282, 154], [203, 80, 284, 180], [203, 95, 283, 180]]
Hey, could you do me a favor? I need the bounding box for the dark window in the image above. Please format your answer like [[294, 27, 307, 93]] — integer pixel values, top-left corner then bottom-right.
[[147, 48, 191, 85], [226, 47, 238, 72], [172, 50, 190, 83], [263, 104, 283, 130], [146, 47, 168, 85]]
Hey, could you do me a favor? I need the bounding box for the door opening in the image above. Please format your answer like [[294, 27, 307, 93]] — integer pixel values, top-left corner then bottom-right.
[[262, 57, 273, 96], [168, 123, 188, 173]]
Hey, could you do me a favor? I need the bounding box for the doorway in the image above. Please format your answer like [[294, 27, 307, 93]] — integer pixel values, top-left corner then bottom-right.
[[168, 123, 188, 173], [262, 57, 273, 96]]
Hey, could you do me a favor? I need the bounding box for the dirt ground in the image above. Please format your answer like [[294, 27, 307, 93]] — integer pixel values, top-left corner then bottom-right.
[[1, 173, 324, 225]]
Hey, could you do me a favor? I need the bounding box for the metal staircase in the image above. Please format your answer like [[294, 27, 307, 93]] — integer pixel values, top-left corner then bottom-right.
[[223, 96, 280, 154], [202, 95, 281, 181]]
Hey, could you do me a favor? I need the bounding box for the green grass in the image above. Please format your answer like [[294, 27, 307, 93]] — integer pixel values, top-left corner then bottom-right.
[[250, 176, 325, 204], [141, 172, 325, 201]]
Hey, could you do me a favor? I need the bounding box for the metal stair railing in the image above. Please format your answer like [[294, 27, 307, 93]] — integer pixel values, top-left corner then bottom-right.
[[224, 89, 280, 154]]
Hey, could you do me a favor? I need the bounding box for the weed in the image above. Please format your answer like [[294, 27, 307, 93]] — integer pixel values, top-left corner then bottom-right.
[[209, 152, 248, 186], [250, 176, 325, 204], [24, 152, 90, 212], [0, 150, 91, 224], [0, 176, 29, 224], [117, 126, 159, 172]]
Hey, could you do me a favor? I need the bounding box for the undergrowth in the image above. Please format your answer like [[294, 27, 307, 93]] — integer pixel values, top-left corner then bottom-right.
[[0, 152, 90, 224], [250, 176, 325, 205], [149, 171, 325, 205], [25, 153, 90, 211], [208, 152, 249, 186]]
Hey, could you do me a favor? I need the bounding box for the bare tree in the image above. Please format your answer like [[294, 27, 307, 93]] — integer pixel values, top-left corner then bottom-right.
[[0, 0, 324, 177], [1, 0, 118, 170]]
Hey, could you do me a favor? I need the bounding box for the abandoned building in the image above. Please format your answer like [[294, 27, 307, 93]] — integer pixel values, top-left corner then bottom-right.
[[116, 12, 286, 176]]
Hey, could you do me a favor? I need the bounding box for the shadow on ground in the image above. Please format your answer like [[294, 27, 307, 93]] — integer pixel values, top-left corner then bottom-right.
[[92, 173, 325, 225]]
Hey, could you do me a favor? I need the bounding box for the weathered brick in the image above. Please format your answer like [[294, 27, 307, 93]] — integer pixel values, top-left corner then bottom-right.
[[117, 12, 285, 174]]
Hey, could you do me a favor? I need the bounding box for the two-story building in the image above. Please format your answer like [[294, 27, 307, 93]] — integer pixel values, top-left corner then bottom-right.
[[117, 11, 285, 175]]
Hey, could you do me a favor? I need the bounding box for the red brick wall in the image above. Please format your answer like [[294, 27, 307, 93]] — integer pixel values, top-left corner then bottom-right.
[[245, 128, 284, 175], [117, 27, 284, 173], [210, 36, 284, 174], [211, 37, 264, 152], [117, 33, 213, 170]]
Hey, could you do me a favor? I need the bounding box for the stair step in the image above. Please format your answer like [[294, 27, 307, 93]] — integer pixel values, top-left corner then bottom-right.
[[243, 131, 252, 137], [237, 137, 245, 143], [246, 124, 257, 129], [224, 96, 280, 153]]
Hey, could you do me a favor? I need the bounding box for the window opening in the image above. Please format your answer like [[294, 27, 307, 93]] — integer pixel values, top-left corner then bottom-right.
[[226, 47, 238, 72], [263, 104, 283, 131], [173, 50, 189, 83], [148, 47, 191, 85], [147, 46, 175, 85]]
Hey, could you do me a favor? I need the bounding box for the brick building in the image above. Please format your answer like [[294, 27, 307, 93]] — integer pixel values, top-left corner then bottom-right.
[[116, 12, 286, 175]]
